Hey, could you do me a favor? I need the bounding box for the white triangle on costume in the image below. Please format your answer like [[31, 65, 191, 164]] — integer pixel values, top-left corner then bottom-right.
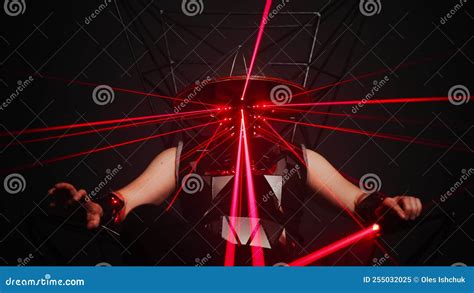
[[212, 175, 234, 199], [264, 175, 283, 206]]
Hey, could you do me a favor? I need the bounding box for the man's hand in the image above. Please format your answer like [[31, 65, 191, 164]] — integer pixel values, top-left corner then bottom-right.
[[48, 182, 103, 229], [377, 196, 423, 220]]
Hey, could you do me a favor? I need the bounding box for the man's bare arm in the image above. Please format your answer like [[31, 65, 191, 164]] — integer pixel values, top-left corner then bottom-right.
[[305, 149, 422, 220], [48, 147, 177, 229], [117, 147, 177, 216]]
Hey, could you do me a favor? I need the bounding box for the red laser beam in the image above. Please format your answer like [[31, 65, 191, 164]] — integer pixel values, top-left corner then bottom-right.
[[5, 121, 221, 173], [263, 96, 457, 108], [257, 126, 365, 229], [224, 115, 245, 266], [38, 74, 217, 107], [257, 128, 307, 164], [290, 55, 444, 99], [179, 128, 231, 163], [292, 67, 394, 99], [0, 109, 218, 137], [257, 127, 291, 147], [262, 120, 398, 264], [241, 110, 265, 266], [257, 129, 370, 221], [5, 113, 213, 146], [289, 224, 380, 266], [240, 0, 273, 101], [180, 131, 233, 174], [264, 116, 469, 152], [166, 124, 223, 211], [262, 107, 427, 126], [261, 120, 306, 167]]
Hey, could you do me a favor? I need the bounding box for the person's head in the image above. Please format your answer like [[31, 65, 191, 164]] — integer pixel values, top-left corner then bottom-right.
[[174, 75, 311, 138]]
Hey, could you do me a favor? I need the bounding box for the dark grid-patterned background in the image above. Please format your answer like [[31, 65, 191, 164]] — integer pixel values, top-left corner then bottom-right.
[[0, 0, 472, 266]]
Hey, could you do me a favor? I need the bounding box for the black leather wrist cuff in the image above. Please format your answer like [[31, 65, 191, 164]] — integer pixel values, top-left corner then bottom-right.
[[93, 192, 125, 227], [355, 192, 386, 223]]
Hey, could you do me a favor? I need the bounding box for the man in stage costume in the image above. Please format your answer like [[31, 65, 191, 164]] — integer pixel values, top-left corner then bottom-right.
[[47, 77, 423, 266]]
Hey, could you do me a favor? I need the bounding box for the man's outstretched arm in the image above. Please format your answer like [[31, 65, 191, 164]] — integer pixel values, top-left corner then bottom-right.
[[48, 147, 177, 229], [117, 147, 177, 216], [305, 149, 422, 221]]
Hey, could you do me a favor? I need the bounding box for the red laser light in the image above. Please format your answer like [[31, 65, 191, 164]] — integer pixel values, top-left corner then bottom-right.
[[38, 74, 217, 107], [288, 224, 381, 266], [241, 110, 265, 266], [264, 116, 469, 152], [224, 113, 245, 266], [0, 109, 217, 137], [263, 96, 455, 108], [3, 121, 221, 174], [240, 0, 273, 101], [166, 124, 223, 211]]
